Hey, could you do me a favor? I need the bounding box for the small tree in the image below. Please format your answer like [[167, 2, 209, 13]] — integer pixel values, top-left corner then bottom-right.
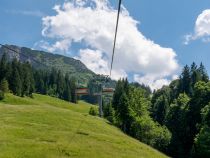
[[0, 78, 9, 93]]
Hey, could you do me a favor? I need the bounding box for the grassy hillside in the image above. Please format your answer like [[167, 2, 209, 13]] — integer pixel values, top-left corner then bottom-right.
[[0, 94, 168, 158]]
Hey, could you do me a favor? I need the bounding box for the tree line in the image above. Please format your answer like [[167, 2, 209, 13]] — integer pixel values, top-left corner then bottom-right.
[[0, 53, 77, 103], [102, 62, 210, 158], [0, 52, 209, 157]]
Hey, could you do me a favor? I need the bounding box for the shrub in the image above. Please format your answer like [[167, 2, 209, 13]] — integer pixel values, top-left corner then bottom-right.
[[0, 90, 5, 100], [131, 116, 171, 152], [89, 106, 98, 116]]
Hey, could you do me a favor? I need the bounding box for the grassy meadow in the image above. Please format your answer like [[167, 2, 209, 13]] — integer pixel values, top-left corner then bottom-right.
[[0, 93, 168, 158]]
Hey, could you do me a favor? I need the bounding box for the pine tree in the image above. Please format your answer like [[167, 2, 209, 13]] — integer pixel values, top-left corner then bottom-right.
[[199, 63, 209, 82], [153, 95, 169, 125], [179, 65, 192, 95], [70, 77, 77, 103], [0, 78, 9, 93], [63, 74, 71, 102], [56, 70, 65, 98], [0, 53, 8, 81], [21, 63, 31, 96], [190, 62, 201, 87], [11, 67, 22, 96]]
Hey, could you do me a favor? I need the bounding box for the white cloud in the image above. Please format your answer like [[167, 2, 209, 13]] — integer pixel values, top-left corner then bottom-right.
[[75, 49, 127, 80], [34, 39, 71, 53], [134, 74, 171, 90], [184, 9, 210, 44], [6, 10, 45, 17], [36, 0, 179, 89]]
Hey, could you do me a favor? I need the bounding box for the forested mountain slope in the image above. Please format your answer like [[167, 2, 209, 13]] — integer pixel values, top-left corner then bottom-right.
[[0, 45, 94, 80]]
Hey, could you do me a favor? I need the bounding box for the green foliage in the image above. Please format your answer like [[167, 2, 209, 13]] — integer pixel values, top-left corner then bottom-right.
[[151, 86, 171, 125], [201, 104, 210, 127], [131, 116, 171, 152], [0, 78, 9, 93], [103, 102, 115, 123], [33, 69, 77, 103], [0, 90, 4, 100], [89, 106, 98, 116], [11, 67, 22, 96], [179, 65, 192, 95], [151, 62, 210, 158], [152, 95, 169, 125], [199, 63, 209, 82], [0, 53, 8, 81], [192, 104, 210, 158], [112, 78, 171, 153], [193, 126, 210, 158], [165, 93, 190, 157]]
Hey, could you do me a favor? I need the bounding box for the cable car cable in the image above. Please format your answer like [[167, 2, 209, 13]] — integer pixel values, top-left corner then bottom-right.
[[110, 0, 122, 77]]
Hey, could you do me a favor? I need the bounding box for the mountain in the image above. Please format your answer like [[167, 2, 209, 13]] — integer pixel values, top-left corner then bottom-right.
[[0, 45, 94, 82]]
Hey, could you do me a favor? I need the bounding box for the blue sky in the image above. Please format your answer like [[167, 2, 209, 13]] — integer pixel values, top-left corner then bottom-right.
[[1, 0, 210, 89]]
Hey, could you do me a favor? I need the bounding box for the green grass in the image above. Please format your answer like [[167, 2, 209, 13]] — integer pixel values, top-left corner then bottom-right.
[[0, 93, 168, 158]]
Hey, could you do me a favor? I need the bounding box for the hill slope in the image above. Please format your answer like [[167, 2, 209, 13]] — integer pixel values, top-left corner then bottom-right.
[[0, 45, 94, 80], [0, 94, 168, 158]]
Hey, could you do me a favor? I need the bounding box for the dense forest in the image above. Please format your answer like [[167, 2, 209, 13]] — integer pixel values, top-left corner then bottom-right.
[[0, 53, 77, 103], [0, 52, 209, 157], [102, 63, 210, 158]]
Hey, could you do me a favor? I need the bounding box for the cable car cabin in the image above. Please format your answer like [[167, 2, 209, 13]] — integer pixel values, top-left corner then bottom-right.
[[102, 88, 115, 94], [75, 88, 89, 95]]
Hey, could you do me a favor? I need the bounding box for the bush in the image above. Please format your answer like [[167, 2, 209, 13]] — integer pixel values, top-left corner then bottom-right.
[[89, 106, 98, 116], [0, 90, 5, 100], [131, 116, 171, 152]]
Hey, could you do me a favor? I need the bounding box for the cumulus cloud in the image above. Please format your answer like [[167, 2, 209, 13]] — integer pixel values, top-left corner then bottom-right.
[[75, 49, 127, 80], [184, 9, 210, 44], [134, 74, 171, 90], [34, 39, 71, 53], [36, 0, 179, 89]]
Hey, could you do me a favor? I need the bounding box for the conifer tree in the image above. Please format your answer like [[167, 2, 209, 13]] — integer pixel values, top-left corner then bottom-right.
[[199, 63, 209, 82], [0, 53, 8, 81], [0, 78, 9, 93], [11, 67, 22, 96], [21, 63, 31, 96], [179, 65, 192, 95]]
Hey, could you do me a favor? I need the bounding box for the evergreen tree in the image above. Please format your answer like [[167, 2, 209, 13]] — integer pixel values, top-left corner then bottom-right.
[[56, 70, 65, 98], [63, 74, 71, 102], [192, 104, 210, 158], [10, 67, 22, 96], [0, 53, 8, 81], [153, 95, 169, 125], [103, 102, 115, 123], [21, 63, 31, 96], [70, 77, 77, 103], [190, 62, 201, 88], [179, 65, 192, 96], [0, 78, 9, 93], [199, 63, 209, 82]]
